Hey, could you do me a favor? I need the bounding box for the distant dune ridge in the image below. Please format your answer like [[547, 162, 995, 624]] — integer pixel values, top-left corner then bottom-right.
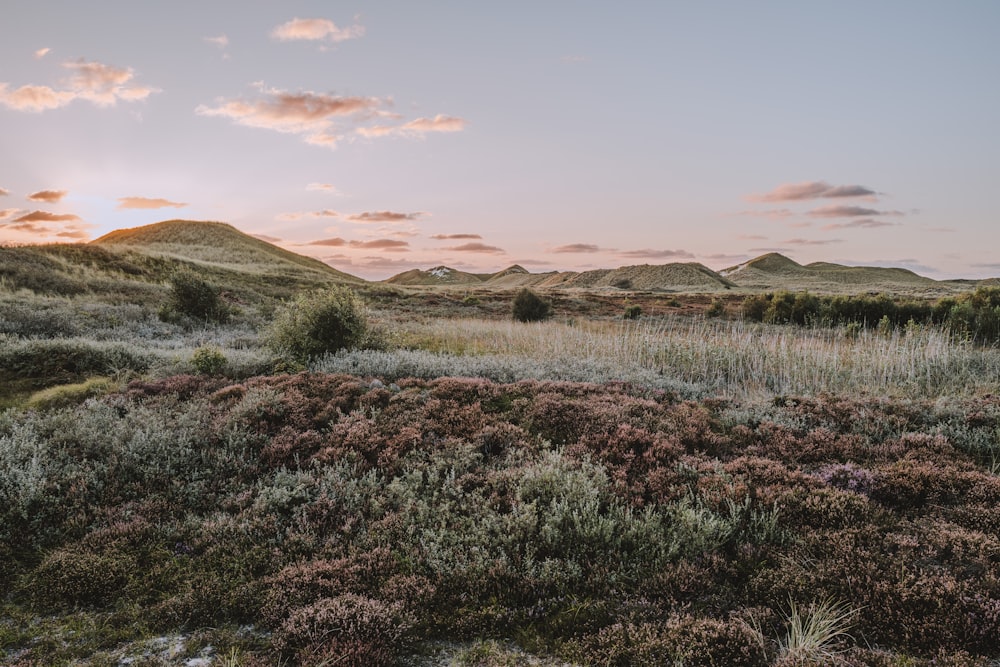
[[4, 220, 988, 296]]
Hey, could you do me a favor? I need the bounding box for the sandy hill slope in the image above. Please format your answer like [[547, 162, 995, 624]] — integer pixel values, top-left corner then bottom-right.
[[384, 266, 484, 286], [93, 220, 362, 284], [720, 253, 966, 295], [389, 262, 735, 292]]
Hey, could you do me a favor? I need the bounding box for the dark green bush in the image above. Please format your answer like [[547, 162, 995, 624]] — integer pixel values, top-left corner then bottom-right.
[[160, 272, 229, 323], [267, 286, 369, 362], [624, 305, 642, 320], [512, 288, 551, 322], [191, 346, 227, 376]]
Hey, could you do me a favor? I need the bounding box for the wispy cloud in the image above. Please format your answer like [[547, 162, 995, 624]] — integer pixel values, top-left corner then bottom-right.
[[204, 35, 229, 49], [271, 17, 365, 43], [253, 234, 282, 243], [27, 189, 68, 203], [0, 58, 159, 112], [14, 210, 81, 223], [618, 248, 695, 260], [34, 47, 51, 59], [306, 237, 409, 251], [443, 242, 505, 254], [821, 218, 898, 230], [346, 211, 425, 223], [783, 238, 843, 246], [807, 205, 904, 218], [357, 114, 468, 138], [117, 196, 188, 210], [551, 243, 606, 254], [738, 234, 768, 240], [306, 182, 342, 194], [276, 209, 340, 222], [431, 233, 482, 240], [197, 85, 383, 148], [0, 208, 21, 220], [0, 187, 10, 196], [747, 181, 878, 203]]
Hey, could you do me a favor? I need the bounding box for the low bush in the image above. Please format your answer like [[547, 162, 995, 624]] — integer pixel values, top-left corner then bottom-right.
[[159, 272, 229, 324], [266, 286, 369, 362], [512, 288, 551, 322]]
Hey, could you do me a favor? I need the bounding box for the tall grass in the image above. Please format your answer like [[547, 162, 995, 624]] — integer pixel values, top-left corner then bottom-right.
[[383, 316, 1000, 399]]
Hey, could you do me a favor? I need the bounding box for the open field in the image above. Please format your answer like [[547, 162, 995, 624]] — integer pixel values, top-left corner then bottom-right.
[[3, 230, 1000, 665]]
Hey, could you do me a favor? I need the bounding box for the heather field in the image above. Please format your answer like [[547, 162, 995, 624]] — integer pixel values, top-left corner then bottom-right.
[[4, 282, 1000, 665]]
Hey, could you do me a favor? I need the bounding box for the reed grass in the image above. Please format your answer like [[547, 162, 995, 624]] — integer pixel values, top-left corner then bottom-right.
[[388, 316, 1000, 399]]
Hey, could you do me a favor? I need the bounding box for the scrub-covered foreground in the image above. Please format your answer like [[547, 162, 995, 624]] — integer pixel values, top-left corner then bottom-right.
[[4, 372, 1000, 665]]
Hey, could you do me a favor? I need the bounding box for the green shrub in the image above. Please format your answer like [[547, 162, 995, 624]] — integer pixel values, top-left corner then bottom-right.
[[267, 286, 369, 362], [707, 298, 726, 318], [624, 305, 642, 320], [25, 377, 115, 410], [160, 273, 229, 323], [191, 346, 227, 376], [512, 288, 551, 322]]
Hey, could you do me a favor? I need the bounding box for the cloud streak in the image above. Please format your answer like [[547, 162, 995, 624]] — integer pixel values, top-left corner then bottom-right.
[[307, 237, 409, 251], [551, 243, 606, 254], [14, 210, 81, 223], [346, 211, 425, 223], [357, 114, 468, 138], [431, 233, 482, 240], [821, 218, 898, 230], [618, 248, 695, 260], [0, 58, 159, 112], [271, 17, 365, 43], [783, 238, 843, 246], [197, 85, 383, 148], [747, 181, 877, 203], [27, 189, 68, 203], [807, 205, 904, 218], [443, 242, 505, 254], [117, 196, 188, 210]]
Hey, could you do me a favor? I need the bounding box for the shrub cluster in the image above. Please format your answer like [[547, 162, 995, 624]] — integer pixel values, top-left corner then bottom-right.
[[742, 287, 1000, 344], [266, 286, 369, 362], [3, 375, 1000, 663], [159, 272, 229, 324], [512, 288, 551, 322]]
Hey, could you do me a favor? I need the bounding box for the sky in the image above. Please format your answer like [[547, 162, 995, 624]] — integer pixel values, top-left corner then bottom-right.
[[2, 1, 999, 281]]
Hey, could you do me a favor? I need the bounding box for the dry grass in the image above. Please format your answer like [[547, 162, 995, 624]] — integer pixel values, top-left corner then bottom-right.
[[392, 316, 1000, 399]]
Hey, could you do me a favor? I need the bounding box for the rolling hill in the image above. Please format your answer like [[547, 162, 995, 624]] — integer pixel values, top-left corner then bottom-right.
[[92, 219, 361, 284]]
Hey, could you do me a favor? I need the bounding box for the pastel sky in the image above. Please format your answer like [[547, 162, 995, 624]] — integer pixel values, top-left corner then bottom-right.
[[2, 1, 999, 280]]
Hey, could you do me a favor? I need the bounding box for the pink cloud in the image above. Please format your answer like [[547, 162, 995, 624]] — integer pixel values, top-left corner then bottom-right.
[[431, 233, 482, 240], [271, 17, 365, 43], [358, 114, 468, 138], [27, 189, 68, 203], [0, 187, 8, 196], [551, 243, 606, 254], [14, 210, 81, 223], [276, 209, 340, 221], [783, 238, 844, 246], [253, 234, 283, 243], [444, 242, 506, 254], [197, 86, 383, 148], [346, 211, 425, 223], [0, 58, 159, 112], [204, 35, 229, 48], [306, 237, 409, 251], [0, 208, 21, 220], [807, 205, 904, 218], [617, 248, 695, 260], [35, 47, 51, 59], [821, 218, 898, 230], [117, 196, 188, 210], [747, 181, 877, 203], [739, 208, 794, 219]]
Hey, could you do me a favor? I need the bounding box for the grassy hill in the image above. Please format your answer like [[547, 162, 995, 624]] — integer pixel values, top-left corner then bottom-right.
[[0, 220, 364, 305], [93, 219, 362, 286], [721, 253, 968, 296]]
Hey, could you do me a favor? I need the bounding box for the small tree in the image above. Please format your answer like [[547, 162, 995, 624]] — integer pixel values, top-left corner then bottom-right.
[[160, 272, 228, 323], [512, 288, 551, 322], [267, 286, 368, 362]]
